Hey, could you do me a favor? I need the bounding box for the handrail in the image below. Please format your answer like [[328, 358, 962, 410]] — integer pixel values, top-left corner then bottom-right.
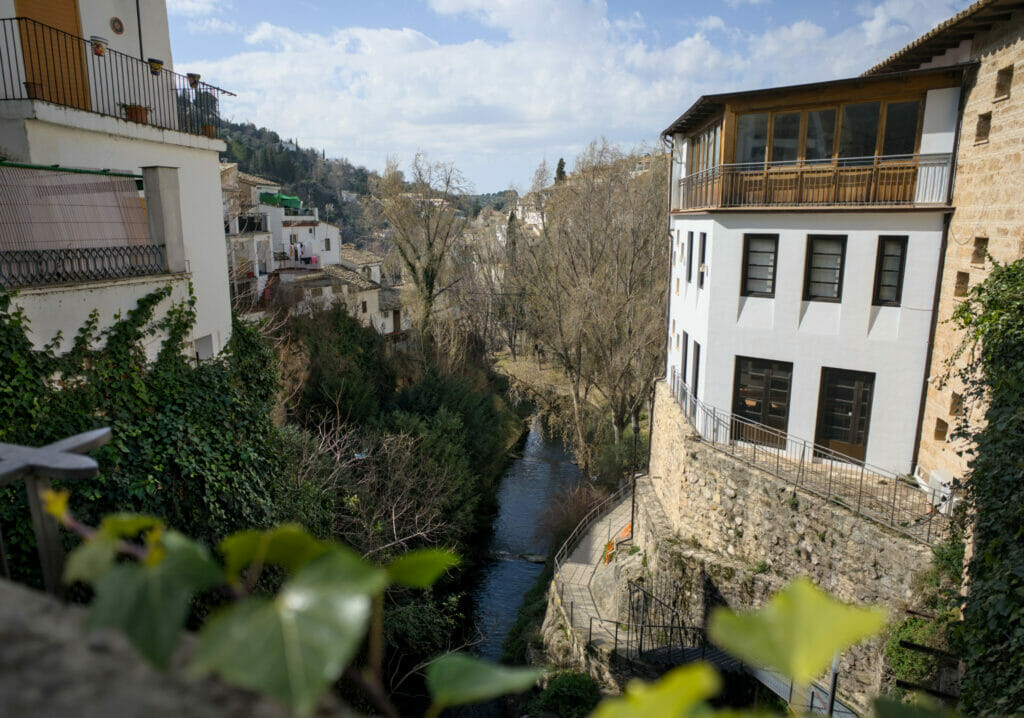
[[668, 370, 951, 544], [553, 484, 631, 574]]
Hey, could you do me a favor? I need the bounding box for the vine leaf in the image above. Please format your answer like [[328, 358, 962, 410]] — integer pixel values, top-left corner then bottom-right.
[[190, 547, 388, 716], [65, 513, 164, 584], [709, 577, 887, 684], [87, 530, 221, 668], [590, 663, 720, 718], [425, 652, 543, 715], [387, 548, 459, 588], [219, 524, 331, 584]]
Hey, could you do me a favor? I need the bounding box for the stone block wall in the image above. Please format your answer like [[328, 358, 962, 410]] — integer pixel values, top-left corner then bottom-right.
[[917, 14, 1024, 480]]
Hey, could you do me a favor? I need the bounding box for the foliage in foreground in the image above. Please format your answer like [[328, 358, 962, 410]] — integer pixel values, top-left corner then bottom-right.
[[947, 257, 1024, 714]]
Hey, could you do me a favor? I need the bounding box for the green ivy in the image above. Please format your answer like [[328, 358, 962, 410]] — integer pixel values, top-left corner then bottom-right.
[[948, 258, 1024, 714]]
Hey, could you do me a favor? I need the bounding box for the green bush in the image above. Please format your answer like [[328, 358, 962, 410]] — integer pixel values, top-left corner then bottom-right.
[[529, 670, 601, 718], [884, 618, 942, 686]]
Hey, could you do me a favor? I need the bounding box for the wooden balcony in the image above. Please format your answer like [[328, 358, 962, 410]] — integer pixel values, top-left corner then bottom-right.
[[674, 154, 952, 211]]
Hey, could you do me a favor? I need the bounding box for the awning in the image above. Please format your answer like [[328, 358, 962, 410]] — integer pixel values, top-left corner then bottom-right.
[[260, 192, 301, 209]]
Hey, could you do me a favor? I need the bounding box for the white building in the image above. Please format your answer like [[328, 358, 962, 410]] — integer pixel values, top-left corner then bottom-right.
[[0, 0, 233, 360], [662, 65, 967, 473]]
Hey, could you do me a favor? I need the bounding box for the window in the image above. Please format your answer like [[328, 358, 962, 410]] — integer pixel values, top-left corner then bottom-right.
[[803, 235, 846, 301], [995, 65, 1013, 99], [770, 112, 801, 164], [675, 278, 680, 294], [873, 236, 907, 306], [934, 418, 949, 441], [692, 341, 701, 398], [672, 319, 676, 334], [950, 392, 964, 415], [976, 112, 992, 143], [838, 102, 881, 162], [954, 271, 970, 297], [681, 332, 689, 382], [687, 122, 722, 174], [805, 109, 837, 161], [881, 101, 920, 156], [675, 334, 680, 349], [324, 236, 331, 251], [289, 233, 297, 245], [361, 300, 367, 313], [735, 113, 769, 164], [733, 356, 793, 445], [686, 232, 694, 282], [698, 233, 707, 289], [972, 237, 989, 264], [741, 234, 778, 297]]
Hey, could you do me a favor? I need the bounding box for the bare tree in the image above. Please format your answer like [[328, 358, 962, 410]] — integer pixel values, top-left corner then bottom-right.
[[373, 154, 469, 343]]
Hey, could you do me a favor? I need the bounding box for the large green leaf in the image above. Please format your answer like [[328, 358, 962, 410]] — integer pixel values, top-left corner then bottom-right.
[[425, 652, 543, 715], [64, 514, 164, 584], [87, 531, 222, 668], [190, 547, 388, 716], [709, 577, 887, 684], [219, 524, 331, 584], [590, 663, 720, 718], [387, 548, 460, 588]]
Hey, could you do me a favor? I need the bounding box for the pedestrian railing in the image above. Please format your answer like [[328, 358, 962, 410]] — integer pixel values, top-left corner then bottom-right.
[[668, 370, 951, 544]]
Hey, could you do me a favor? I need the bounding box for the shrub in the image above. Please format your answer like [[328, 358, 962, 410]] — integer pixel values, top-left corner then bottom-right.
[[530, 671, 601, 718]]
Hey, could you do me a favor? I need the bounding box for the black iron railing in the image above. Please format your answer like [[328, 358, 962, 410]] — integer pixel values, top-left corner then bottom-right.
[[668, 370, 952, 544], [0, 17, 233, 138], [0, 246, 166, 288]]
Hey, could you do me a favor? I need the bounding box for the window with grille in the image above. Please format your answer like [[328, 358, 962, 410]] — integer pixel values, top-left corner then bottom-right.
[[803, 235, 846, 301], [741, 234, 778, 297], [873, 235, 907, 306]]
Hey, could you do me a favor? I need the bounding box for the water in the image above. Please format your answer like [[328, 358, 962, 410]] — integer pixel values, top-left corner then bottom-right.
[[469, 420, 582, 660]]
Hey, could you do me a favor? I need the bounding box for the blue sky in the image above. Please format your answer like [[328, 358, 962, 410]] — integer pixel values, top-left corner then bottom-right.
[[167, 0, 974, 192]]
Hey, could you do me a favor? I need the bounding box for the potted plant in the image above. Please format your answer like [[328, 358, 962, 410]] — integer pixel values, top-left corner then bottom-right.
[[187, 72, 201, 89], [90, 35, 109, 56], [147, 57, 163, 76], [120, 103, 149, 123]]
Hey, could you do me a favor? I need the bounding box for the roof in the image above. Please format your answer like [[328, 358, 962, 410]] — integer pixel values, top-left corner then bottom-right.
[[237, 170, 278, 187], [864, 0, 1019, 76], [323, 265, 380, 292], [661, 64, 973, 138], [338, 246, 383, 266]]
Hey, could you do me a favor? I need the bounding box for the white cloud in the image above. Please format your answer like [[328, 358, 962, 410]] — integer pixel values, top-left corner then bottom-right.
[[187, 17, 239, 34], [167, 0, 229, 17], [181, 0, 974, 190]]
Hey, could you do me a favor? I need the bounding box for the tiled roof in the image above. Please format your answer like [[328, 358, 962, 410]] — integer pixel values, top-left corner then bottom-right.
[[322, 265, 380, 292], [339, 246, 383, 266], [237, 170, 278, 187]]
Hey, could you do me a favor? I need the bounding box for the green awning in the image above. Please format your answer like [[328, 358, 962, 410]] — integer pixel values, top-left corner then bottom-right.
[[259, 192, 302, 209]]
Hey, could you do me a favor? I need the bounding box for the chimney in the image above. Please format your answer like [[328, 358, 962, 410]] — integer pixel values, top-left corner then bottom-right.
[[142, 166, 186, 273]]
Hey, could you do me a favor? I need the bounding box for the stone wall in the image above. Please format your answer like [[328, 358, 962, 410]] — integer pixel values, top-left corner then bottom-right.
[[917, 13, 1024, 480], [641, 380, 934, 712]]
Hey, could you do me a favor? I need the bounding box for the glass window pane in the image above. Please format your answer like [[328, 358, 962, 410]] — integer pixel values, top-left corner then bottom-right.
[[736, 113, 769, 165], [805, 109, 836, 161], [743, 234, 777, 296], [882, 101, 919, 156], [806, 236, 845, 300], [771, 112, 801, 164], [838, 102, 881, 160]]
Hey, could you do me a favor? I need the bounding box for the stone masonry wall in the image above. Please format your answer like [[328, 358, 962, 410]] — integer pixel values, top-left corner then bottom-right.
[[642, 380, 933, 711], [917, 13, 1024, 480]]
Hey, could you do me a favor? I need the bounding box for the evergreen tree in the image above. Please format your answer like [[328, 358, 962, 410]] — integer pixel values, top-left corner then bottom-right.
[[555, 157, 567, 183]]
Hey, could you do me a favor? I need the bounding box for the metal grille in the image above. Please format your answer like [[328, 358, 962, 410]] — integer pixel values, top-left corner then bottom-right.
[[0, 164, 166, 288]]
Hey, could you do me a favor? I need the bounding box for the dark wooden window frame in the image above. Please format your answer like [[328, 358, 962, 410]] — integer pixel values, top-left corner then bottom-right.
[[686, 231, 694, 283], [803, 234, 847, 302], [681, 331, 689, 384], [872, 235, 908, 306], [698, 232, 707, 289], [692, 341, 701, 398], [741, 233, 779, 298], [732, 355, 794, 443]]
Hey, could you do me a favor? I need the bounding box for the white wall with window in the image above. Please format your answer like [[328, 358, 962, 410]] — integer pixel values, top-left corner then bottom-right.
[[665, 210, 945, 473]]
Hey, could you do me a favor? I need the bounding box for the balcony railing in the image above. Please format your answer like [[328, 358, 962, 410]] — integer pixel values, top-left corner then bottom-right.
[[0, 17, 233, 138], [0, 163, 166, 289], [675, 154, 951, 211], [668, 370, 952, 544]]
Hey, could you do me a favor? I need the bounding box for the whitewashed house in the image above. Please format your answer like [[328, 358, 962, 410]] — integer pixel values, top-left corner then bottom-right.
[[0, 0, 233, 360], [662, 65, 967, 473]]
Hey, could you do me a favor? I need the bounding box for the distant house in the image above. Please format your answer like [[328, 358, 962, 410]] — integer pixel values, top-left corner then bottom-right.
[[338, 245, 385, 284], [281, 266, 382, 329]]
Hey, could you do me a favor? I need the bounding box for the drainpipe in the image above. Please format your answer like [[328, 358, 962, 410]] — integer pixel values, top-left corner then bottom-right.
[[136, 0, 144, 60]]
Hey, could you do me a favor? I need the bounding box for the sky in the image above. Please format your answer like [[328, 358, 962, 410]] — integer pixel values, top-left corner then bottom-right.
[[166, 0, 975, 193]]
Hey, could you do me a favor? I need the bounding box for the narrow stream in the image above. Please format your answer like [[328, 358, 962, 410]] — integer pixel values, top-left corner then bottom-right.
[[469, 419, 582, 660]]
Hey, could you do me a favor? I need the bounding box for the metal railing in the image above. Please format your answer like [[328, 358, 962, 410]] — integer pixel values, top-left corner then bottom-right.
[[668, 370, 951, 544], [0, 245, 166, 288], [675, 154, 951, 210], [0, 17, 233, 137], [553, 484, 631, 572]]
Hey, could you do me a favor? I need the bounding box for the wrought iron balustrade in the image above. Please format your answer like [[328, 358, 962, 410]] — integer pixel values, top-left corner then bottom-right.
[[675, 154, 951, 210], [668, 370, 951, 544], [0, 16, 233, 138]]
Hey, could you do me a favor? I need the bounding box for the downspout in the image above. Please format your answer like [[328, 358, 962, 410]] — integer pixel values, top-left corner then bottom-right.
[[910, 68, 971, 473], [136, 0, 144, 60]]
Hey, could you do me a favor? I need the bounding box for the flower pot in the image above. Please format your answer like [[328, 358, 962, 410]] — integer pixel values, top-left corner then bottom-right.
[[90, 35, 108, 56], [23, 81, 45, 100], [147, 58, 163, 76], [202, 123, 216, 138], [187, 72, 201, 89], [123, 105, 148, 123]]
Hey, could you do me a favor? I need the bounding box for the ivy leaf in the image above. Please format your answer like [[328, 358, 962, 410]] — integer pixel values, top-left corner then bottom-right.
[[425, 652, 543, 713], [219, 524, 331, 583], [190, 547, 388, 716], [709, 577, 886, 684], [64, 532, 120, 584], [100, 513, 163, 538], [387, 548, 460, 588], [591, 663, 720, 718], [87, 531, 222, 668]]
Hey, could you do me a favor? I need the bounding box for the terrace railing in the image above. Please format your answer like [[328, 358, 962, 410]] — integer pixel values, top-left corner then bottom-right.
[[668, 370, 952, 544], [0, 163, 166, 288], [0, 17, 233, 138], [675, 154, 951, 211]]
